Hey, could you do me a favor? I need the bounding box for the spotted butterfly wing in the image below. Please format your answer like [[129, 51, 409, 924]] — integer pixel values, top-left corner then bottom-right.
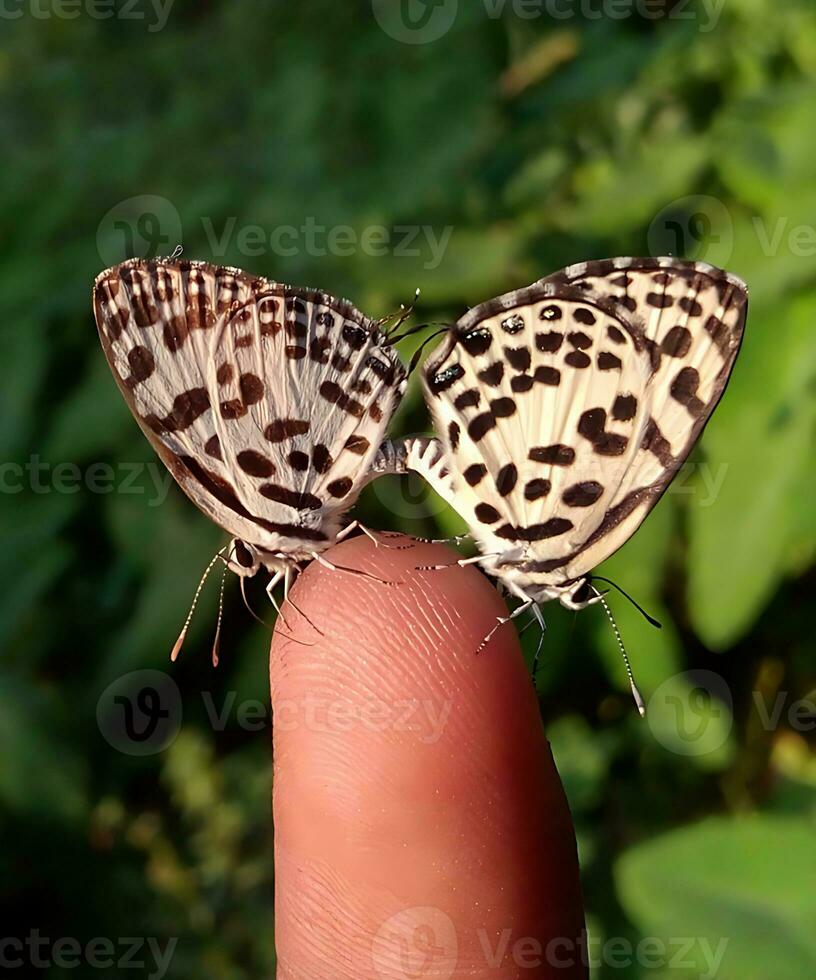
[[417, 258, 747, 606], [93, 259, 406, 571]]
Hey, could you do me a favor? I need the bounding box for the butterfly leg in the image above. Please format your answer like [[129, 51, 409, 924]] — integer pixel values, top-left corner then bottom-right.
[[416, 552, 501, 572], [376, 530, 472, 548], [265, 570, 292, 631], [279, 565, 324, 637], [308, 551, 401, 586], [530, 603, 548, 680], [336, 520, 361, 542], [336, 520, 401, 550], [476, 599, 536, 654]]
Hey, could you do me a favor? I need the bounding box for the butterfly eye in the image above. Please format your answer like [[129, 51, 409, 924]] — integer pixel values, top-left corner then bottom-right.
[[501, 314, 524, 335], [570, 579, 592, 605], [229, 539, 259, 575]]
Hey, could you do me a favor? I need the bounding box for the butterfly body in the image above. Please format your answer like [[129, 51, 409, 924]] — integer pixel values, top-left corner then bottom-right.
[[93, 258, 407, 583], [413, 257, 748, 609]]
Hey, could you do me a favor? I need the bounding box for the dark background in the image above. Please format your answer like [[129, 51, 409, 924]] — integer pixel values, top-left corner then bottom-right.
[[2, 0, 815, 977]]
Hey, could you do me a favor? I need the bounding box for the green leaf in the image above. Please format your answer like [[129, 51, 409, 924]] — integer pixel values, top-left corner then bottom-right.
[[687, 291, 816, 647], [616, 815, 816, 979], [548, 714, 612, 812], [557, 133, 708, 237], [0, 675, 86, 821]]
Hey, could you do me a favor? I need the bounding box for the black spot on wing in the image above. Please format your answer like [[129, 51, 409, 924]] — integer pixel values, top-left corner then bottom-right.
[[475, 503, 501, 524], [529, 444, 575, 466], [237, 450, 276, 478], [524, 478, 551, 500], [495, 463, 518, 497], [562, 481, 604, 507], [464, 463, 487, 486], [259, 483, 323, 511], [670, 366, 705, 417], [612, 394, 638, 421], [478, 362, 504, 387]]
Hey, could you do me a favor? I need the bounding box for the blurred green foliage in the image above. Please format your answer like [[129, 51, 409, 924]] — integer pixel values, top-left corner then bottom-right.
[[1, 0, 815, 977]]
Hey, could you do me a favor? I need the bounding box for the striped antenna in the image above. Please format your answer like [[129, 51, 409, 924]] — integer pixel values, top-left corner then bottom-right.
[[171, 548, 226, 662], [596, 590, 646, 717], [211, 557, 229, 667]]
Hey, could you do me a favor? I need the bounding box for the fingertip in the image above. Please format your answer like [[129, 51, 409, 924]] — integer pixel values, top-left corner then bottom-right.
[[270, 533, 586, 980]]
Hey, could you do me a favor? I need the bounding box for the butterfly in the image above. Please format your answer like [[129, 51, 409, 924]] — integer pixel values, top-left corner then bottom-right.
[[93, 257, 409, 654], [404, 257, 748, 699]]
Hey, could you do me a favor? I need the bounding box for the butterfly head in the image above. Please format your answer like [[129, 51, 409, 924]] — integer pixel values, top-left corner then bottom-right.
[[555, 577, 604, 611], [512, 576, 603, 610], [226, 537, 312, 580], [226, 539, 263, 578]]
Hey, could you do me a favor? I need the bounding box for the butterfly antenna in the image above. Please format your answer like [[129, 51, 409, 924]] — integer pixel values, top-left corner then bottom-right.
[[406, 327, 449, 374], [594, 590, 646, 717], [590, 575, 662, 629], [211, 557, 229, 667], [170, 244, 183, 259], [384, 317, 450, 344], [376, 288, 419, 336], [171, 547, 226, 662]]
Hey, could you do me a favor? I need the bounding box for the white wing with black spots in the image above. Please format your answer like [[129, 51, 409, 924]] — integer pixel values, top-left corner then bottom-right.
[[417, 257, 747, 605], [93, 258, 406, 565]]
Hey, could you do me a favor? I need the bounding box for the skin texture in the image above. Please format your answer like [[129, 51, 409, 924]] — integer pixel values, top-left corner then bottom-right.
[[270, 534, 587, 980]]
